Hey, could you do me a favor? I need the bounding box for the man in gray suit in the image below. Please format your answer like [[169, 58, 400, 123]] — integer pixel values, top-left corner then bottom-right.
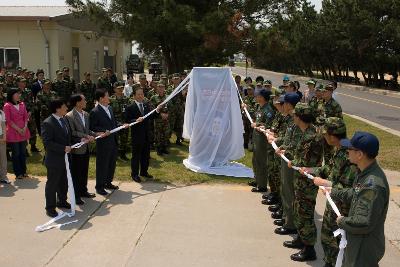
[[66, 94, 98, 205]]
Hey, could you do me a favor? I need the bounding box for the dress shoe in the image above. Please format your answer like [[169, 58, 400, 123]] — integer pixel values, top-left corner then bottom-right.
[[96, 188, 108, 195], [82, 192, 96, 198], [46, 209, 58, 218], [248, 180, 257, 187], [274, 219, 285, 226], [251, 187, 267, 193], [132, 175, 142, 183], [271, 209, 283, 219], [265, 196, 279, 205], [31, 146, 41, 152], [274, 227, 297, 235], [268, 204, 281, 212], [140, 173, 153, 179], [284, 235, 304, 249], [290, 246, 316, 261], [262, 192, 273, 200], [75, 198, 85, 205], [56, 202, 71, 209], [105, 183, 119, 190]]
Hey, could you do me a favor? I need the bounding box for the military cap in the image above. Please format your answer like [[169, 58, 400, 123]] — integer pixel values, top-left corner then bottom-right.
[[16, 67, 22, 71], [244, 76, 252, 83], [325, 83, 335, 91], [180, 71, 187, 76], [283, 75, 290, 81], [22, 68, 27, 72], [132, 83, 141, 90], [321, 117, 346, 135], [16, 77, 27, 83], [101, 67, 108, 72], [28, 71, 35, 75], [84, 71, 91, 76], [306, 79, 316, 86], [284, 92, 301, 106], [113, 81, 125, 88], [172, 73, 180, 79], [56, 70, 62, 75], [43, 79, 52, 85], [157, 82, 166, 87], [258, 89, 271, 101], [255, 75, 264, 83], [6, 72, 13, 77], [293, 102, 312, 116], [270, 87, 283, 97], [36, 69, 44, 76], [246, 84, 255, 90], [62, 66, 69, 71], [340, 131, 379, 156], [264, 80, 272, 85], [139, 73, 146, 79], [256, 81, 263, 86], [160, 74, 168, 79], [0, 81, 4, 87], [315, 84, 325, 91]]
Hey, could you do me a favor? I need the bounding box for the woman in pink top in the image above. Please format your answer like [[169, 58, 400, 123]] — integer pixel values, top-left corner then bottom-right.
[[3, 88, 30, 179]]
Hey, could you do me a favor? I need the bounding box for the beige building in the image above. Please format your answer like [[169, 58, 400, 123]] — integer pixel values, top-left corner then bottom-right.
[[0, 6, 132, 81]]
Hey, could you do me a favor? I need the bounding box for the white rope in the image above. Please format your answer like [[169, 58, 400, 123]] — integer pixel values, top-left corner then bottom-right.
[[35, 74, 192, 232], [234, 89, 347, 266]]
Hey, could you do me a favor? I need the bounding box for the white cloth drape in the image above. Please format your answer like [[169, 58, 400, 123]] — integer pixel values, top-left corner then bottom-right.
[[183, 67, 253, 178]]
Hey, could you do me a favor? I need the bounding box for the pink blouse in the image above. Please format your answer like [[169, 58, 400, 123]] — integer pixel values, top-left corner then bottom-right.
[[3, 102, 31, 143]]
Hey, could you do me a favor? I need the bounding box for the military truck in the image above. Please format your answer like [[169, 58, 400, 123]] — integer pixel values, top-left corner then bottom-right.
[[126, 54, 144, 74]]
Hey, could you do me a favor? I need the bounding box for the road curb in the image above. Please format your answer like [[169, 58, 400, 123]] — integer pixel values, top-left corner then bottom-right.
[[344, 113, 400, 137]]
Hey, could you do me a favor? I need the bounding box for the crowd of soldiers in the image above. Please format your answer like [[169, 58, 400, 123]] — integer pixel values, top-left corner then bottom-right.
[[239, 74, 389, 267], [0, 67, 188, 159]]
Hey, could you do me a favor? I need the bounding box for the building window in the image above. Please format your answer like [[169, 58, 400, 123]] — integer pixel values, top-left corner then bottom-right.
[[0, 48, 20, 69]]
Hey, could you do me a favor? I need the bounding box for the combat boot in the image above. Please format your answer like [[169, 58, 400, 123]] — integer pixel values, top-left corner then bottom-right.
[[283, 235, 304, 249], [290, 245, 316, 262]]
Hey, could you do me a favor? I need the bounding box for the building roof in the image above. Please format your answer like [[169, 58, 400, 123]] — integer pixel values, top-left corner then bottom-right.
[[0, 6, 72, 20]]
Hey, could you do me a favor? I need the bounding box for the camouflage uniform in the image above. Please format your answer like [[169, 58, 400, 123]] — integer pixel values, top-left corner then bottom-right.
[[19, 86, 37, 149], [37, 89, 58, 125], [268, 111, 285, 197], [78, 80, 97, 111], [252, 102, 275, 190], [316, 87, 342, 125], [63, 75, 76, 100], [242, 95, 257, 149], [291, 104, 323, 246], [0, 87, 5, 110], [150, 93, 169, 153], [110, 94, 130, 157], [97, 77, 112, 96], [168, 89, 185, 143], [314, 118, 358, 266], [52, 78, 70, 103]]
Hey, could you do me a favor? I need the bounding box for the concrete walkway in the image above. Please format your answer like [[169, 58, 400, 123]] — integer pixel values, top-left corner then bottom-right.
[[1, 178, 399, 267]]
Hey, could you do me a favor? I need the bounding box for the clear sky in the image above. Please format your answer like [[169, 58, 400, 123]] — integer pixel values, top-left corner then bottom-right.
[[0, 0, 323, 11]]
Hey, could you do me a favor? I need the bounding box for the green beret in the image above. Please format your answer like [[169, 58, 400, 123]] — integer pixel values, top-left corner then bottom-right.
[[321, 117, 346, 135], [293, 102, 312, 116]]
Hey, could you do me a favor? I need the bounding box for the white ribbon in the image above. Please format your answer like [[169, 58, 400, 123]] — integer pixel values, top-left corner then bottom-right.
[[35, 75, 192, 232], [236, 90, 347, 266]]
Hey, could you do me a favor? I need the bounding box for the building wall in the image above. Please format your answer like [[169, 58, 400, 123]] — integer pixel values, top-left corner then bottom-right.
[[0, 20, 59, 79]]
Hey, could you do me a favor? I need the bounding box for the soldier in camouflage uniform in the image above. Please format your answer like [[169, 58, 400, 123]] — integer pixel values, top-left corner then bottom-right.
[[307, 117, 358, 267], [242, 85, 257, 150], [97, 68, 113, 96], [168, 73, 185, 145], [78, 72, 97, 111], [4, 72, 16, 91], [268, 92, 302, 233], [150, 82, 169, 156], [138, 74, 151, 98], [62, 66, 76, 102], [110, 82, 130, 161], [17, 77, 40, 153], [283, 103, 323, 262], [251, 89, 275, 192], [37, 79, 58, 125], [52, 70, 69, 103], [160, 74, 169, 87], [316, 83, 343, 125]]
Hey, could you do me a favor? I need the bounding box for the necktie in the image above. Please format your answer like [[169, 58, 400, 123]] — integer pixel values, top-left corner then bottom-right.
[[139, 103, 144, 115], [59, 118, 68, 134]]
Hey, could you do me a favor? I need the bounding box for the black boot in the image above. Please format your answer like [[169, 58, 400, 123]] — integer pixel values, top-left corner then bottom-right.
[[290, 245, 317, 262], [271, 209, 283, 219], [268, 204, 281, 212], [274, 219, 285, 226], [248, 180, 257, 187], [283, 235, 304, 249], [265, 195, 280, 205]]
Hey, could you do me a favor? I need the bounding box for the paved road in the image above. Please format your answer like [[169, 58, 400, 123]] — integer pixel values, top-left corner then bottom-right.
[[1, 177, 400, 267], [232, 67, 400, 132]]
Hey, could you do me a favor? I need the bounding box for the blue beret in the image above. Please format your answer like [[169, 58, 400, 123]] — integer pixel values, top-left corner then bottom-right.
[[258, 89, 271, 101], [340, 131, 379, 156], [283, 92, 300, 106]]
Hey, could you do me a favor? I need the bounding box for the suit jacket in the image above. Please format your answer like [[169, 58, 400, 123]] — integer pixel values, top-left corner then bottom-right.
[[65, 109, 96, 154], [89, 104, 118, 149], [31, 80, 43, 98], [41, 115, 71, 168], [125, 101, 155, 144]]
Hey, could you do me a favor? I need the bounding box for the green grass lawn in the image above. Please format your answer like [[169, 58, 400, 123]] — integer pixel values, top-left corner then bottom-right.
[[8, 114, 399, 185]]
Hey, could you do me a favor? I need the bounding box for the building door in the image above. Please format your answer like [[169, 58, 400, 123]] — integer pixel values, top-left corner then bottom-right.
[[72, 47, 80, 81]]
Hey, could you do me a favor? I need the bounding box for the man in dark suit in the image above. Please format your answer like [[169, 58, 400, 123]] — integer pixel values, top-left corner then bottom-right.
[[31, 69, 45, 135], [65, 94, 97, 205], [41, 98, 71, 218], [89, 89, 129, 195], [125, 88, 161, 182]]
